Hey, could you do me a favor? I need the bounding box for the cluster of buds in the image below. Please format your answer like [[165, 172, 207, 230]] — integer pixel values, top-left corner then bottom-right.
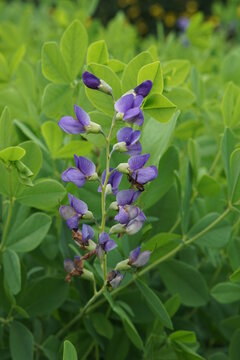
[[59, 71, 158, 290]]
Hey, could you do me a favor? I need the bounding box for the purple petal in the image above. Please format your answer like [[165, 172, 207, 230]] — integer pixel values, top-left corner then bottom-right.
[[133, 166, 158, 184], [129, 246, 141, 263], [116, 189, 140, 206], [134, 80, 153, 98], [74, 156, 96, 176], [117, 127, 133, 144], [127, 205, 141, 220], [99, 232, 109, 245], [114, 207, 130, 224], [59, 205, 76, 220], [136, 210, 146, 222], [58, 116, 85, 134], [126, 219, 144, 235], [66, 215, 79, 229], [127, 142, 142, 156], [128, 154, 150, 171], [115, 94, 134, 113], [104, 239, 117, 252], [109, 272, 123, 288], [82, 224, 94, 243], [111, 171, 123, 194], [130, 130, 141, 144], [133, 95, 144, 107], [82, 71, 100, 89], [134, 110, 144, 126], [74, 105, 90, 126], [123, 107, 140, 121], [68, 193, 88, 215], [64, 259, 74, 272], [132, 251, 151, 267], [61, 168, 86, 188]]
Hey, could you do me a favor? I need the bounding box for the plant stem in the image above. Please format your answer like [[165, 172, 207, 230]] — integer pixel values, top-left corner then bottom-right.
[[0, 170, 14, 253]]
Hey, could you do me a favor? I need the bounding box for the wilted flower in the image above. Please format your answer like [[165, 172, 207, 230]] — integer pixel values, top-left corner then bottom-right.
[[115, 94, 144, 126], [64, 256, 84, 282], [107, 270, 123, 289], [98, 168, 122, 195], [72, 224, 95, 248], [129, 246, 151, 267], [61, 155, 97, 188], [59, 105, 101, 134], [59, 193, 92, 229], [82, 71, 112, 95], [113, 127, 142, 155], [134, 80, 152, 98]]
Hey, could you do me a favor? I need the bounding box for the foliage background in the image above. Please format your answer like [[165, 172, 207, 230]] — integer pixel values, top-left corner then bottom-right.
[[1, 0, 240, 359]]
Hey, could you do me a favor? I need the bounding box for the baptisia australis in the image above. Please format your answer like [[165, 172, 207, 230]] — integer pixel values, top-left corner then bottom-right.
[[58, 71, 158, 290]]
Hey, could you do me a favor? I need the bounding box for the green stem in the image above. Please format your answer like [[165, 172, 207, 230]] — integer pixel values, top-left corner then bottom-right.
[[0, 170, 14, 253]]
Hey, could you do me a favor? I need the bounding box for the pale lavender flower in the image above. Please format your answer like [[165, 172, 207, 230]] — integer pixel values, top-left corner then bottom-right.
[[129, 246, 151, 267]]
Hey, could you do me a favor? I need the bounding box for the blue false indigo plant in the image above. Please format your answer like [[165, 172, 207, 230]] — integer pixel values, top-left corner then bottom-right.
[[59, 72, 157, 291]]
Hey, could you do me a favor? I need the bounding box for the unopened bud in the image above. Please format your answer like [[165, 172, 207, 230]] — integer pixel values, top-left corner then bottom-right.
[[99, 80, 112, 96], [115, 259, 131, 271], [82, 210, 94, 220], [109, 223, 126, 234], [109, 201, 118, 211], [86, 121, 102, 134], [117, 163, 130, 174], [105, 183, 112, 195], [113, 142, 127, 153], [116, 112, 124, 121], [88, 172, 98, 181], [85, 239, 97, 251], [81, 269, 95, 281]]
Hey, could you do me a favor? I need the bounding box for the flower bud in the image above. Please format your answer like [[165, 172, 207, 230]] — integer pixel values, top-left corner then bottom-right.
[[82, 210, 94, 220], [85, 239, 97, 251], [109, 201, 118, 211], [81, 268, 95, 281], [116, 163, 130, 174], [113, 142, 128, 153], [105, 183, 112, 195], [116, 112, 124, 121], [115, 259, 131, 271], [86, 121, 102, 134], [88, 172, 98, 181], [99, 80, 113, 96], [109, 223, 126, 234]]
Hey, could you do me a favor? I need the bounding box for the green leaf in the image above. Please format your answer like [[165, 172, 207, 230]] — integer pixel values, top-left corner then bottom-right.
[[165, 294, 181, 318], [54, 140, 93, 159], [0, 106, 12, 149], [172, 341, 204, 360], [63, 340, 78, 360], [87, 40, 109, 65], [163, 59, 191, 87], [159, 260, 209, 307], [85, 63, 121, 116], [188, 138, 199, 178], [222, 127, 235, 185], [41, 121, 63, 156], [20, 277, 69, 316], [6, 213, 51, 252], [229, 329, 240, 360], [198, 174, 221, 197], [14, 120, 47, 152], [3, 249, 21, 295], [137, 61, 163, 94], [42, 83, 73, 118], [0, 146, 25, 162], [221, 82, 240, 127], [229, 149, 240, 204], [19, 141, 43, 178], [10, 321, 34, 360], [108, 59, 125, 74], [166, 87, 195, 109], [42, 42, 70, 84], [122, 51, 153, 93], [211, 282, 240, 303], [17, 179, 66, 210], [187, 213, 231, 248], [169, 330, 196, 344], [230, 267, 240, 283], [122, 316, 143, 350], [144, 93, 176, 123], [60, 20, 88, 81], [136, 280, 173, 329], [222, 51, 240, 86], [91, 313, 113, 339]]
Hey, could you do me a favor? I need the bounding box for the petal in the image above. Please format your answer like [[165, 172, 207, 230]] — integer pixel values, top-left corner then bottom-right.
[[111, 171, 123, 194], [114, 207, 130, 224], [116, 189, 139, 206], [110, 272, 123, 288], [76, 156, 96, 176], [66, 215, 79, 229], [130, 130, 141, 144], [132, 251, 151, 267], [127, 205, 141, 220], [136, 210, 146, 222], [104, 239, 117, 252], [74, 105, 90, 126], [58, 116, 85, 134], [134, 166, 158, 184], [134, 80, 153, 97], [117, 127, 133, 144], [126, 219, 144, 235], [128, 154, 150, 171], [123, 107, 140, 121], [127, 142, 142, 156], [99, 232, 109, 245], [59, 205, 75, 220], [129, 246, 141, 263], [61, 168, 86, 188], [115, 94, 134, 113], [82, 71, 101, 89], [68, 193, 88, 215], [82, 224, 94, 242], [134, 110, 144, 126], [133, 95, 144, 107], [64, 259, 75, 272]]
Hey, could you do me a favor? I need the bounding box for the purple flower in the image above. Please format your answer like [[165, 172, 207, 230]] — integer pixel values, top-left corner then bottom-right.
[[115, 94, 144, 126], [129, 246, 151, 267], [128, 154, 158, 188], [114, 127, 142, 155], [82, 71, 112, 95], [61, 155, 97, 188], [98, 168, 122, 195], [82, 71, 101, 89], [64, 258, 74, 272], [114, 205, 146, 235], [82, 224, 94, 245], [177, 16, 189, 32], [59, 193, 89, 229], [99, 232, 117, 252], [107, 270, 123, 289], [134, 80, 152, 98], [116, 189, 140, 206]]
